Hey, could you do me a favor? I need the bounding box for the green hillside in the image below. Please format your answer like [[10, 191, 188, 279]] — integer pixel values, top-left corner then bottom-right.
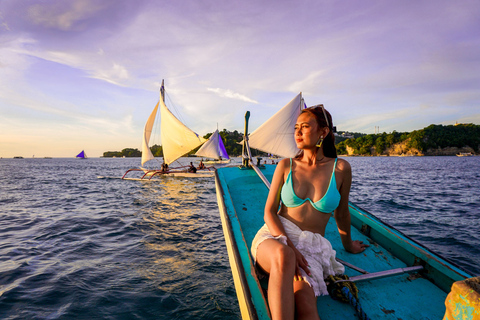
[[103, 124, 479, 158], [336, 123, 479, 156]]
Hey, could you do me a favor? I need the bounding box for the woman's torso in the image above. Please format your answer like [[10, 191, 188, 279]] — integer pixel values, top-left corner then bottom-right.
[[278, 157, 342, 236]]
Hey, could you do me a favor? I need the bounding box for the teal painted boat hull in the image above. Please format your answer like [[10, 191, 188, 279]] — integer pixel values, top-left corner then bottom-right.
[[215, 164, 473, 320]]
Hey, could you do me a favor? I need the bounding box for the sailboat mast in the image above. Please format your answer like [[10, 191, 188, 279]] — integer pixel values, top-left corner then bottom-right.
[[241, 111, 271, 189], [242, 111, 250, 167], [160, 79, 165, 102]]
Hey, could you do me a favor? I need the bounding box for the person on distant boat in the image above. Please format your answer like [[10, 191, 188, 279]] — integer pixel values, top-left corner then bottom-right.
[[251, 105, 368, 320], [187, 162, 197, 173], [198, 160, 205, 170], [161, 163, 169, 173]]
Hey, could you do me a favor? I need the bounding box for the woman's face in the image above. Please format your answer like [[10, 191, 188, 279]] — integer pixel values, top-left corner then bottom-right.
[[294, 112, 321, 149]]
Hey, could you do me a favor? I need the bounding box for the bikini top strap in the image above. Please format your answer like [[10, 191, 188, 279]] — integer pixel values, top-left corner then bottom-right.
[[332, 158, 338, 177]]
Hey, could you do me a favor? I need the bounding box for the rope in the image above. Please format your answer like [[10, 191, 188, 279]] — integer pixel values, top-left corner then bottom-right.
[[326, 275, 370, 320]]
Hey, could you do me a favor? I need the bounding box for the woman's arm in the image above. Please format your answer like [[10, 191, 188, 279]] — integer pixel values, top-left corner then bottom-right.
[[263, 159, 288, 236], [263, 159, 311, 275], [334, 159, 368, 253]]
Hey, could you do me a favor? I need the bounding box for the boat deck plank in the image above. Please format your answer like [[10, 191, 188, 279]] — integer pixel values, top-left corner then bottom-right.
[[322, 218, 447, 319]]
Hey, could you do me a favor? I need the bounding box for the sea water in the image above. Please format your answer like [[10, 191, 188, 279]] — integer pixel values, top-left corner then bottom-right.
[[0, 156, 478, 319], [347, 156, 480, 275]]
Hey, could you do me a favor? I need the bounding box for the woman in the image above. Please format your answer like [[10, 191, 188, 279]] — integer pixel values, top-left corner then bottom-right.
[[251, 105, 368, 320]]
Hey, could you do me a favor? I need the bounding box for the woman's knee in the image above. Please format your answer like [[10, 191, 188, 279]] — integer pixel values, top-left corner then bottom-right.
[[270, 244, 295, 271]]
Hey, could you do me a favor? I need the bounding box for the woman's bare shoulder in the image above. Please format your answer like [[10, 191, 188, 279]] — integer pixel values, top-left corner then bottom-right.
[[335, 158, 351, 172], [274, 158, 290, 173], [277, 158, 290, 167], [270, 158, 290, 185]]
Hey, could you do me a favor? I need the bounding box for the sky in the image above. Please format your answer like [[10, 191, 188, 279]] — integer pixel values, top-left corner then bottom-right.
[[1, 0, 479, 158]]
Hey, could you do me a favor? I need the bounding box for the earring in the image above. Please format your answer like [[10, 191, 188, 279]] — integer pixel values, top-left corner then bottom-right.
[[316, 136, 324, 148]]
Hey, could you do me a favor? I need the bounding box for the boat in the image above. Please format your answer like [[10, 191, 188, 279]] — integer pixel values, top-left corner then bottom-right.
[[203, 158, 231, 165], [214, 96, 476, 319], [76, 150, 87, 159], [122, 80, 214, 180], [195, 129, 231, 165], [456, 152, 474, 157]]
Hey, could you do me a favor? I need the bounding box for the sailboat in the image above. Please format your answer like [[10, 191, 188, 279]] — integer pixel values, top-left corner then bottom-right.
[[122, 80, 214, 180], [195, 129, 230, 164], [76, 150, 87, 159], [214, 94, 476, 319]]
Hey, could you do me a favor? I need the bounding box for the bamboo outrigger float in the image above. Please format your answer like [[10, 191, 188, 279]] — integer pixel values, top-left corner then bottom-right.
[[121, 166, 214, 180], [215, 105, 477, 319]]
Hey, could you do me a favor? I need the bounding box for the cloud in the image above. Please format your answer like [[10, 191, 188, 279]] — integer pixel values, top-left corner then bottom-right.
[[0, 11, 9, 31], [207, 88, 258, 104], [91, 63, 130, 86], [1, 0, 479, 157], [26, 0, 110, 31]]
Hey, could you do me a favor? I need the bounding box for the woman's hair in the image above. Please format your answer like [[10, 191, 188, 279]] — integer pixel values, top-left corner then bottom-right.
[[295, 106, 337, 159]]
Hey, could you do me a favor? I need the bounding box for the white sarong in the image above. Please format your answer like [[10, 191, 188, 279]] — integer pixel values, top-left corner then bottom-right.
[[251, 215, 344, 296]]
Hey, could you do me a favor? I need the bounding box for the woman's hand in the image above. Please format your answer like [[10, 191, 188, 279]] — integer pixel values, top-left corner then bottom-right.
[[347, 240, 369, 254], [292, 245, 311, 277]]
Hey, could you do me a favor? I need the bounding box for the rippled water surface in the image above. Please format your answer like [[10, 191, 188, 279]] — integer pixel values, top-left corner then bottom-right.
[[347, 156, 480, 275], [0, 158, 238, 320], [0, 156, 479, 319]]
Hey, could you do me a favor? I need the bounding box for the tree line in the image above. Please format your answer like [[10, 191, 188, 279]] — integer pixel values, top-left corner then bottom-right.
[[103, 124, 479, 158], [335, 124, 480, 156], [103, 129, 246, 158]]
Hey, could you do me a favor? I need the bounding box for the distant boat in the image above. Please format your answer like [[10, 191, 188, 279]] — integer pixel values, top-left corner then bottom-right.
[[76, 150, 87, 159], [195, 129, 231, 164], [122, 80, 214, 180], [457, 152, 473, 157], [13, 156, 24, 159]]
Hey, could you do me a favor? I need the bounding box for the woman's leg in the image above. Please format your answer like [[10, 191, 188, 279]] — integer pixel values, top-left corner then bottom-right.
[[293, 280, 320, 320], [256, 239, 296, 320]]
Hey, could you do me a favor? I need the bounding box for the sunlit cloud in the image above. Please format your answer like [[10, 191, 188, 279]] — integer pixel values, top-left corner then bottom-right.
[[207, 88, 258, 104], [91, 63, 130, 86], [0, 12, 9, 31], [27, 0, 107, 31]]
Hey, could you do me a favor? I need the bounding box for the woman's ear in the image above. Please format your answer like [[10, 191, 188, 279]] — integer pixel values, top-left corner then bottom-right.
[[322, 127, 330, 137]]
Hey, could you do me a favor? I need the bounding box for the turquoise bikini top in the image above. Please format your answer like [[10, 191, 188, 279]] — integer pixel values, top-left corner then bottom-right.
[[280, 158, 341, 213]]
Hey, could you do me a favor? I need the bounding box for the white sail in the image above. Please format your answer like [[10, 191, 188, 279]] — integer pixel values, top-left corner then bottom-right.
[[141, 101, 159, 166], [160, 98, 206, 165], [248, 93, 304, 158], [195, 129, 230, 160]]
